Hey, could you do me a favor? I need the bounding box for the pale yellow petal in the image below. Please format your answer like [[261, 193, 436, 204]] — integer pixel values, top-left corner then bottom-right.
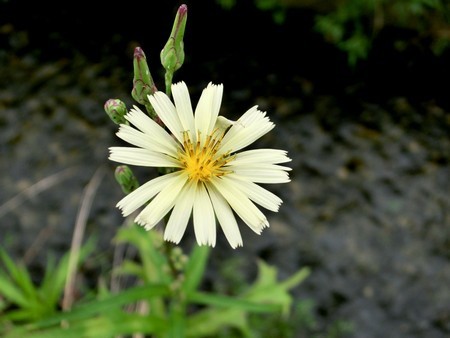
[[135, 172, 188, 229], [194, 83, 223, 144], [221, 175, 282, 212], [117, 172, 181, 216], [109, 147, 180, 168], [206, 183, 243, 248], [193, 183, 216, 247], [171, 81, 195, 140], [125, 106, 178, 154], [219, 106, 274, 153], [210, 176, 268, 234], [230, 149, 291, 165], [164, 181, 196, 244], [149, 91, 184, 144], [116, 124, 178, 157]]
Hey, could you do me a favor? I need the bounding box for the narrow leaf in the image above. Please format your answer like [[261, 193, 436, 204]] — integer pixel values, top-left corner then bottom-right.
[[182, 245, 210, 294], [188, 291, 280, 313]]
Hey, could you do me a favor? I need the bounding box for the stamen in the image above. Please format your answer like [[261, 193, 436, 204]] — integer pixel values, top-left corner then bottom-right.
[[178, 129, 233, 183]]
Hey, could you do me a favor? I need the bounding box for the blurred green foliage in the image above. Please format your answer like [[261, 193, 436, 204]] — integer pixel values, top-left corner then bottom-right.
[[0, 225, 316, 338], [216, 0, 450, 65], [314, 0, 450, 65], [0, 239, 94, 325], [213, 257, 354, 338]]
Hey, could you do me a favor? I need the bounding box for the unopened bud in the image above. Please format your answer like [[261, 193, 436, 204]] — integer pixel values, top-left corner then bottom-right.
[[115, 165, 139, 194], [161, 4, 187, 94], [131, 47, 157, 108], [104, 99, 127, 125]]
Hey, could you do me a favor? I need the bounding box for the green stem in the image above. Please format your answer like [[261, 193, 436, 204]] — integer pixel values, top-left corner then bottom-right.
[[165, 71, 174, 96], [161, 224, 187, 338], [167, 298, 186, 338]]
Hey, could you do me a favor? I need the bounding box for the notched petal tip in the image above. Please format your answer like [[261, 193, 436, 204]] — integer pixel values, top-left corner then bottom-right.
[[260, 219, 270, 231], [134, 217, 147, 228], [172, 80, 186, 88], [164, 236, 181, 245], [249, 219, 269, 235], [207, 81, 221, 88], [229, 239, 243, 249], [147, 90, 166, 103], [196, 241, 216, 248], [130, 105, 144, 113]]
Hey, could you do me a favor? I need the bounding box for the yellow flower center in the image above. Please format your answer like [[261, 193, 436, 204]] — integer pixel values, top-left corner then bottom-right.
[[179, 130, 233, 183]]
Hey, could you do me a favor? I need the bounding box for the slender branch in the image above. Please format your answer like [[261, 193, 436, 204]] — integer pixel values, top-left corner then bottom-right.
[[62, 166, 106, 311], [0, 166, 77, 218]]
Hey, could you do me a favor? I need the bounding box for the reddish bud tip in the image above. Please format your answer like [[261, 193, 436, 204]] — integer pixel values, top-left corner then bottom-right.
[[178, 4, 188, 16], [134, 47, 145, 59]]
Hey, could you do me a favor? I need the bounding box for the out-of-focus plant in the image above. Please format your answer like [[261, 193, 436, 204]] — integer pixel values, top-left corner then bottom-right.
[[314, 0, 450, 65], [216, 0, 450, 66], [255, 0, 287, 24], [0, 239, 94, 326], [0, 224, 311, 338], [217, 0, 287, 24]]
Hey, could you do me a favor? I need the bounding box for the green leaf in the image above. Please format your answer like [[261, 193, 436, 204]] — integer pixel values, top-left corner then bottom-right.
[[113, 260, 146, 280], [189, 291, 280, 313], [115, 225, 170, 284], [38, 255, 58, 302], [315, 15, 344, 43], [280, 266, 311, 291], [0, 273, 29, 308], [187, 306, 251, 338], [0, 249, 38, 303], [5, 313, 168, 338], [40, 238, 95, 310], [167, 302, 186, 338], [3, 308, 40, 322], [186, 261, 310, 337], [114, 225, 169, 319], [185, 290, 281, 337], [243, 260, 310, 316], [182, 245, 210, 294], [9, 283, 169, 334]]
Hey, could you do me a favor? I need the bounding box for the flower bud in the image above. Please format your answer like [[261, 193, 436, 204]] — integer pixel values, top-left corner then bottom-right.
[[161, 4, 187, 72], [131, 47, 157, 106], [161, 4, 187, 93], [104, 99, 127, 125], [114, 165, 139, 194]]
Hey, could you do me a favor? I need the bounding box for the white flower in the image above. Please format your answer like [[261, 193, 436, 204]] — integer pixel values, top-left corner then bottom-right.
[[109, 81, 291, 248]]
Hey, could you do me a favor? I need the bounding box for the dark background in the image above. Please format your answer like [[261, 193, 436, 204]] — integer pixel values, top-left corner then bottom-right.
[[1, 1, 449, 337], [2, 0, 449, 107]]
